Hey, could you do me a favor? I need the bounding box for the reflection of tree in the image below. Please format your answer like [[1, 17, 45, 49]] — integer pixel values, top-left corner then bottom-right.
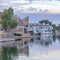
[[40, 40, 52, 47], [45, 41, 50, 46], [2, 47, 17, 60], [52, 35, 56, 42], [57, 35, 60, 41]]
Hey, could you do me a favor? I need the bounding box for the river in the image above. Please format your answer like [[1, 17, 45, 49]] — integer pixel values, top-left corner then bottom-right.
[[0, 34, 60, 60]]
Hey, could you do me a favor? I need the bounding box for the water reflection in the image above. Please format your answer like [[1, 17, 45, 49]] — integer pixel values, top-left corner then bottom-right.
[[30, 34, 60, 47], [1, 34, 60, 60], [1, 44, 29, 60], [57, 35, 60, 41], [2, 47, 17, 60]]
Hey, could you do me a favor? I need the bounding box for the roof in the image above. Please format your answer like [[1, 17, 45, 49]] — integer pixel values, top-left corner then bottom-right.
[[29, 23, 52, 26], [18, 19, 24, 26]]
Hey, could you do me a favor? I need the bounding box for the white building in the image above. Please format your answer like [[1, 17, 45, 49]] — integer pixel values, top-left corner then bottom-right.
[[28, 23, 53, 35]]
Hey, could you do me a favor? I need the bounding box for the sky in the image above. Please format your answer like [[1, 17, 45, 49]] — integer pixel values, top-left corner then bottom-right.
[[0, 0, 60, 25]]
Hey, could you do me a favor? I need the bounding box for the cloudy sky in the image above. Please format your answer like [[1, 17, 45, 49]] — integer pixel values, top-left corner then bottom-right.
[[0, 0, 60, 25]]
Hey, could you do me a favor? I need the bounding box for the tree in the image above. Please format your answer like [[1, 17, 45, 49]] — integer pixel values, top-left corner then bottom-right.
[[52, 24, 56, 32], [9, 18, 18, 29], [1, 20, 8, 31], [52, 24, 56, 30], [39, 20, 52, 25], [2, 8, 13, 20], [1, 8, 18, 31]]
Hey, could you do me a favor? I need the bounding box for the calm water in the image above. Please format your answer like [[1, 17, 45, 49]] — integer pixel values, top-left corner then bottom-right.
[[1, 34, 60, 60]]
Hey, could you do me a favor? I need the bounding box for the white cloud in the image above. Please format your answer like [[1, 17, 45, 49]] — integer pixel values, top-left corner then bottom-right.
[[0, 0, 60, 13]]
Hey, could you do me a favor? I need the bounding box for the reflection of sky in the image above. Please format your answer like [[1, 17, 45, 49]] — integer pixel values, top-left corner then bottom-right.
[[12, 35, 60, 60], [28, 43, 60, 60], [14, 42, 60, 60], [28, 36, 60, 60]]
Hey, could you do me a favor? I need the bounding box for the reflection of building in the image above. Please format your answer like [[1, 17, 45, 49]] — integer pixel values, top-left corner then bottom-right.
[[0, 43, 2, 60], [41, 35, 53, 41]]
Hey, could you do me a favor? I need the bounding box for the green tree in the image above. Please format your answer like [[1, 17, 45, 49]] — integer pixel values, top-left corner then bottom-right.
[[9, 18, 18, 29], [39, 20, 52, 25], [1, 20, 8, 31], [52, 24, 56, 32], [1, 8, 18, 31], [52, 24, 56, 29]]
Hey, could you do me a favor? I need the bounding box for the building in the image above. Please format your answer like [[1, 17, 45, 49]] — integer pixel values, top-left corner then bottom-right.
[[28, 23, 53, 35], [56, 30, 60, 36], [13, 16, 29, 34], [13, 16, 31, 45]]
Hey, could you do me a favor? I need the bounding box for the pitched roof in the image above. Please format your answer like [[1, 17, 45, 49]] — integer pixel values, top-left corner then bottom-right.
[[18, 19, 23, 26]]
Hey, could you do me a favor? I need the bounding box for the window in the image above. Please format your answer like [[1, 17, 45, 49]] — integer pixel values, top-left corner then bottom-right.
[[24, 28, 27, 33], [29, 31, 33, 35], [26, 25, 28, 27], [38, 33, 41, 35], [30, 25, 33, 27], [45, 30, 47, 32], [24, 41, 27, 45], [31, 32, 33, 35], [39, 27, 42, 29], [24, 28, 26, 30]]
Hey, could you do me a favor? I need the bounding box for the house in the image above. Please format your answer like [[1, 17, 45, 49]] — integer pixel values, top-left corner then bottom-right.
[[28, 23, 53, 35], [13, 16, 31, 45], [13, 16, 29, 34], [56, 30, 60, 36]]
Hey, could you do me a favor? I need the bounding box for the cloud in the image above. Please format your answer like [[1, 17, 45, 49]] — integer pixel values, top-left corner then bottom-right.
[[0, 0, 60, 14]]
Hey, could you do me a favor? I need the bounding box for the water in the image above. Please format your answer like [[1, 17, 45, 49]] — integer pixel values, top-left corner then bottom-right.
[[0, 34, 60, 60]]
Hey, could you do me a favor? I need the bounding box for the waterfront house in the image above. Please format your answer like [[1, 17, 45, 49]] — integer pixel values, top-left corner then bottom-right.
[[13, 16, 30, 35], [13, 16, 31, 45], [28, 23, 53, 35], [56, 30, 60, 36]]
